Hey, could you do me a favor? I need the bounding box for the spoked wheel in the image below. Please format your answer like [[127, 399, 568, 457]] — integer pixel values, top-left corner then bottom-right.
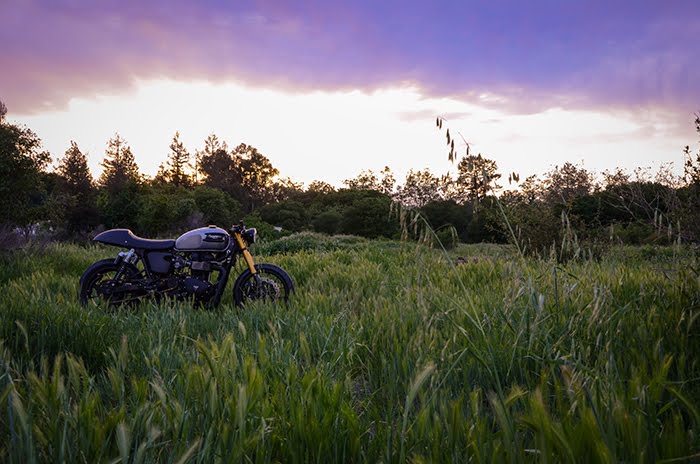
[[233, 263, 294, 307], [79, 259, 141, 307]]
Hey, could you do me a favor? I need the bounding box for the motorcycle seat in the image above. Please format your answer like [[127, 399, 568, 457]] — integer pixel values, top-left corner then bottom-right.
[[94, 229, 175, 250]]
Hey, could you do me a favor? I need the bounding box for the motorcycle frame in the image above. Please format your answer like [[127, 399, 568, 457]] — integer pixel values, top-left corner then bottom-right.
[[109, 228, 258, 307]]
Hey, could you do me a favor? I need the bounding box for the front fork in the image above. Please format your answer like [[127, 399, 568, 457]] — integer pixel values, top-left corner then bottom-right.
[[233, 233, 258, 276]]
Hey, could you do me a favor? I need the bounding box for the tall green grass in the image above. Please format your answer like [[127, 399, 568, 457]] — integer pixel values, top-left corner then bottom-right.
[[0, 238, 698, 462]]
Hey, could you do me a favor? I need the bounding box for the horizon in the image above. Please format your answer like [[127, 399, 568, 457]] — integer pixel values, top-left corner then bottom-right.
[[2, 1, 699, 187]]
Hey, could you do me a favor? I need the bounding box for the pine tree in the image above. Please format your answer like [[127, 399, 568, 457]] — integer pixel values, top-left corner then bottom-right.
[[57, 141, 93, 196], [99, 133, 140, 192], [159, 131, 192, 187], [55, 141, 98, 232], [195, 133, 228, 185], [97, 134, 141, 228]]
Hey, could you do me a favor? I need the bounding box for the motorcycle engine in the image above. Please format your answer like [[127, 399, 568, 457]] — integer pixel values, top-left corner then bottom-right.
[[165, 251, 223, 303], [183, 276, 212, 296]]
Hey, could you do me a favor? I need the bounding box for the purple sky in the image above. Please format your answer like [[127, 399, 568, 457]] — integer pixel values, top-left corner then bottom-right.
[[2, 1, 699, 186], [3, 0, 698, 114]]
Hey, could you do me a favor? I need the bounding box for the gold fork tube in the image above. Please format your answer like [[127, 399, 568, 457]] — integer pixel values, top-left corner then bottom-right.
[[234, 232, 257, 274]]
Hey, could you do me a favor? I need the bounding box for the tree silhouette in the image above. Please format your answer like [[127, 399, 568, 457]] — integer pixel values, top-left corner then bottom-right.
[[395, 168, 442, 208], [99, 133, 140, 192], [97, 134, 141, 228], [57, 141, 93, 195], [55, 141, 98, 232], [683, 114, 700, 186], [543, 162, 593, 207], [195, 133, 228, 184], [307, 180, 335, 194], [680, 113, 700, 241], [343, 169, 379, 190], [156, 131, 192, 187], [0, 101, 50, 226], [343, 166, 395, 195], [455, 154, 501, 203], [199, 146, 241, 195], [378, 166, 395, 195], [235, 143, 279, 211], [269, 177, 303, 202]]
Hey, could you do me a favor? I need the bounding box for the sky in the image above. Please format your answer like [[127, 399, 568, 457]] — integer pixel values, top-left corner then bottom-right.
[[2, 0, 699, 187]]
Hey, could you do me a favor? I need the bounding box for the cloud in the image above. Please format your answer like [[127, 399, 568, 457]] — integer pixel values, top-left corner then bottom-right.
[[1, 0, 699, 115], [397, 110, 472, 123]]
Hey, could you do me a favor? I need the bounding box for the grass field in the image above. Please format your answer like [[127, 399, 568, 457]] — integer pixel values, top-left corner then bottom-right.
[[0, 234, 699, 462]]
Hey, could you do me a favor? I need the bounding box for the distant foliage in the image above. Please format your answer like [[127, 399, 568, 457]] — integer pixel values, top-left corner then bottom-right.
[[455, 154, 502, 203], [155, 131, 193, 187], [192, 186, 242, 228], [306, 180, 335, 194], [432, 114, 700, 256], [99, 133, 141, 191], [2, 105, 700, 249], [199, 141, 239, 194], [394, 169, 444, 208], [0, 101, 51, 227], [54, 141, 99, 233], [236, 143, 280, 211], [543, 161, 594, 207], [343, 166, 395, 195], [683, 114, 700, 186], [254, 231, 367, 254]]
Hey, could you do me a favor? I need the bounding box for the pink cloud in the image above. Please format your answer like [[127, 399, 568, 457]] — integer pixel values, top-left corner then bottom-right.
[[1, 0, 698, 115]]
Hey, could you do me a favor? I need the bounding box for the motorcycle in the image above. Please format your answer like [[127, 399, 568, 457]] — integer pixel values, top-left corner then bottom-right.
[[79, 223, 293, 308]]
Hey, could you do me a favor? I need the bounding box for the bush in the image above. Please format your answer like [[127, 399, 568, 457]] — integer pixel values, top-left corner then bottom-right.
[[434, 227, 458, 249], [97, 182, 142, 230], [420, 200, 471, 242], [242, 212, 287, 242], [339, 192, 398, 239], [254, 231, 367, 255], [193, 186, 242, 228], [258, 200, 308, 231], [312, 208, 343, 235]]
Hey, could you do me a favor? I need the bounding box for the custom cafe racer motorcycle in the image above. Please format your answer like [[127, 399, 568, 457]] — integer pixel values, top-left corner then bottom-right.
[[79, 223, 293, 308]]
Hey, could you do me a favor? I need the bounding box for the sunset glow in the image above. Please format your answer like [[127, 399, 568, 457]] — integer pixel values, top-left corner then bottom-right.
[[3, 0, 699, 185]]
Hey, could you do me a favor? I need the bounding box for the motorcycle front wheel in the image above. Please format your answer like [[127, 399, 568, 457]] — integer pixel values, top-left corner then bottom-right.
[[232, 263, 294, 307], [79, 259, 141, 307]]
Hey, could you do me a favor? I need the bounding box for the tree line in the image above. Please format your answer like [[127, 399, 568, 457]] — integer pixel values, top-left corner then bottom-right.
[[1, 99, 699, 253]]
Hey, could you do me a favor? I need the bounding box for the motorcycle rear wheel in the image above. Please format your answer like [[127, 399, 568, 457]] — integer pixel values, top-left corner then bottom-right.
[[232, 263, 294, 307], [79, 259, 140, 307]]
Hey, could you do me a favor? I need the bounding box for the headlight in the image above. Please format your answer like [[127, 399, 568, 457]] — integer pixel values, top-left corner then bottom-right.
[[243, 228, 257, 244]]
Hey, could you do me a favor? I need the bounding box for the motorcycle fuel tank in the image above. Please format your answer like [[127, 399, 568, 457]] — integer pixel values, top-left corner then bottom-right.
[[175, 226, 230, 251]]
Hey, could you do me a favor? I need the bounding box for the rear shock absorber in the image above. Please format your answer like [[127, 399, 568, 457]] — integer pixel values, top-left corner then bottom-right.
[[114, 248, 138, 279]]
